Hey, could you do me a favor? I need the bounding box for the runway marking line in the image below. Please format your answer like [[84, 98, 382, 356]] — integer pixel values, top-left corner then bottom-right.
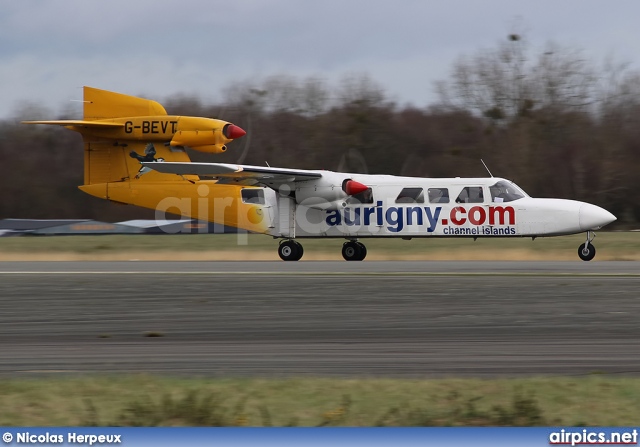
[[0, 271, 639, 277]]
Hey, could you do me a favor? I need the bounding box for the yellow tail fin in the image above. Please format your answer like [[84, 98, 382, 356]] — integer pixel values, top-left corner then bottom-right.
[[83, 86, 167, 119]]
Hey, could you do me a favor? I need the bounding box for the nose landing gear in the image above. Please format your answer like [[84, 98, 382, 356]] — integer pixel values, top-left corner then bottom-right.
[[578, 230, 596, 261]]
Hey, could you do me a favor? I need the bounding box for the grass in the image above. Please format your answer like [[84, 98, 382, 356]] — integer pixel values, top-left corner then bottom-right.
[[0, 375, 639, 426], [0, 231, 639, 261]]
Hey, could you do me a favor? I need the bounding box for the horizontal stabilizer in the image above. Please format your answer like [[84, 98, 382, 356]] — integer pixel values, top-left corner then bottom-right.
[[22, 120, 124, 128], [142, 162, 322, 185]]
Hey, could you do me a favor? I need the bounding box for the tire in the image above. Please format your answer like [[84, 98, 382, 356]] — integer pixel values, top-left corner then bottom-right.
[[342, 241, 364, 261], [292, 241, 304, 261], [279, 240, 302, 261], [578, 242, 596, 261], [355, 241, 367, 261]]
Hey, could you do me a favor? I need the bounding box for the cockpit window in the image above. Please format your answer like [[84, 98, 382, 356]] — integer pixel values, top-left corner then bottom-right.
[[489, 180, 526, 203], [396, 187, 424, 203], [455, 186, 484, 204]]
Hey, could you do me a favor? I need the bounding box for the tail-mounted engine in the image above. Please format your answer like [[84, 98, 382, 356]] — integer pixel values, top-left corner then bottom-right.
[[170, 121, 246, 154]]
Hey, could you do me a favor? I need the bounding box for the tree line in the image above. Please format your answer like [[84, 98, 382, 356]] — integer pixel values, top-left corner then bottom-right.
[[3, 35, 640, 225]]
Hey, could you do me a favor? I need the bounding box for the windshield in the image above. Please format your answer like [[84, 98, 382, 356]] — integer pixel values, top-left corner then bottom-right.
[[489, 180, 526, 203]]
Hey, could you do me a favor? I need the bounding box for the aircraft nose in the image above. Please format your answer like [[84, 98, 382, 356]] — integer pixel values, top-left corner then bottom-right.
[[579, 203, 616, 230]]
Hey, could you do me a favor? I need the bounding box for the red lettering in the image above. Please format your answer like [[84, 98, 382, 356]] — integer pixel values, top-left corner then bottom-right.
[[450, 207, 466, 225], [448, 205, 516, 226], [488, 206, 515, 225], [468, 206, 486, 225]]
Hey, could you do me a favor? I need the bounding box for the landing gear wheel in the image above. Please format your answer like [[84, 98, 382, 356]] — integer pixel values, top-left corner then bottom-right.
[[342, 241, 366, 261], [279, 240, 303, 261], [578, 230, 596, 261], [578, 242, 596, 261]]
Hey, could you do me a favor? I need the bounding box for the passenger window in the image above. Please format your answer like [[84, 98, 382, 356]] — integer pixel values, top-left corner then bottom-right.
[[347, 187, 374, 205], [455, 187, 484, 204], [428, 188, 449, 203], [396, 187, 424, 203], [241, 188, 265, 205]]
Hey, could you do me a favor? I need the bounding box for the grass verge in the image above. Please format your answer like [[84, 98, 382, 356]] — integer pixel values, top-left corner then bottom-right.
[[0, 375, 639, 426], [0, 231, 639, 261]]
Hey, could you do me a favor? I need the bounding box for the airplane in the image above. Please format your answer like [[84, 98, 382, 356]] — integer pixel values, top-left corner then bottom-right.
[[24, 87, 617, 261]]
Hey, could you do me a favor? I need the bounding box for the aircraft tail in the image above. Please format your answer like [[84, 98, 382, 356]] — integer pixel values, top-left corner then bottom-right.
[[79, 86, 192, 188], [83, 86, 167, 120]]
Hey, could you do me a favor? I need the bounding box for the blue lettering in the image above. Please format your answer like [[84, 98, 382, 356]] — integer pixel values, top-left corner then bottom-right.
[[326, 210, 341, 226], [424, 207, 441, 233], [376, 201, 383, 226], [406, 207, 423, 226], [325, 205, 445, 233], [386, 207, 403, 232], [363, 207, 376, 226], [344, 208, 361, 226]]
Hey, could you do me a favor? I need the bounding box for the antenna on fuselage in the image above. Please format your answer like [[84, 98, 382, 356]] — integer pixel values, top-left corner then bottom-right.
[[480, 159, 494, 178]]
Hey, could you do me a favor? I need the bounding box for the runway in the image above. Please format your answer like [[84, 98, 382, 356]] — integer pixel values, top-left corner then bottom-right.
[[0, 261, 639, 377]]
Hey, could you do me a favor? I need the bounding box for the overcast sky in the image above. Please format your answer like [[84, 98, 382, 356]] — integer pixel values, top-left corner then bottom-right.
[[2, 0, 639, 119]]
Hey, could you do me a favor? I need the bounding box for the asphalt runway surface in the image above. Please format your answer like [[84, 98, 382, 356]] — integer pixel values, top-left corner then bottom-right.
[[0, 261, 639, 378]]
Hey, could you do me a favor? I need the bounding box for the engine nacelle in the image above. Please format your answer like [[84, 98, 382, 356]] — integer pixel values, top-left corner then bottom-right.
[[294, 175, 370, 210], [169, 120, 246, 153], [296, 186, 349, 210]]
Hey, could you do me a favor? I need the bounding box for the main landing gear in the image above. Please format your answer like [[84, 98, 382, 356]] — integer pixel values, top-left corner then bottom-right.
[[278, 240, 304, 261], [342, 240, 367, 261], [578, 230, 596, 261], [277, 239, 368, 261]]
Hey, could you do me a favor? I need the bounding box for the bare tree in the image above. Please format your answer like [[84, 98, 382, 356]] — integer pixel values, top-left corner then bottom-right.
[[436, 35, 598, 120]]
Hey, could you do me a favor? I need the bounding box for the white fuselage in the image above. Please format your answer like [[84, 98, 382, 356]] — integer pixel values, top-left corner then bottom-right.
[[260, 174, 616, 239]]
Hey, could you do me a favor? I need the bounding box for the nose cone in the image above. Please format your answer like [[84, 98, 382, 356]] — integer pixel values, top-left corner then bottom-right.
[[224, 124, 246, 140], [579, 203, 616, 230]]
